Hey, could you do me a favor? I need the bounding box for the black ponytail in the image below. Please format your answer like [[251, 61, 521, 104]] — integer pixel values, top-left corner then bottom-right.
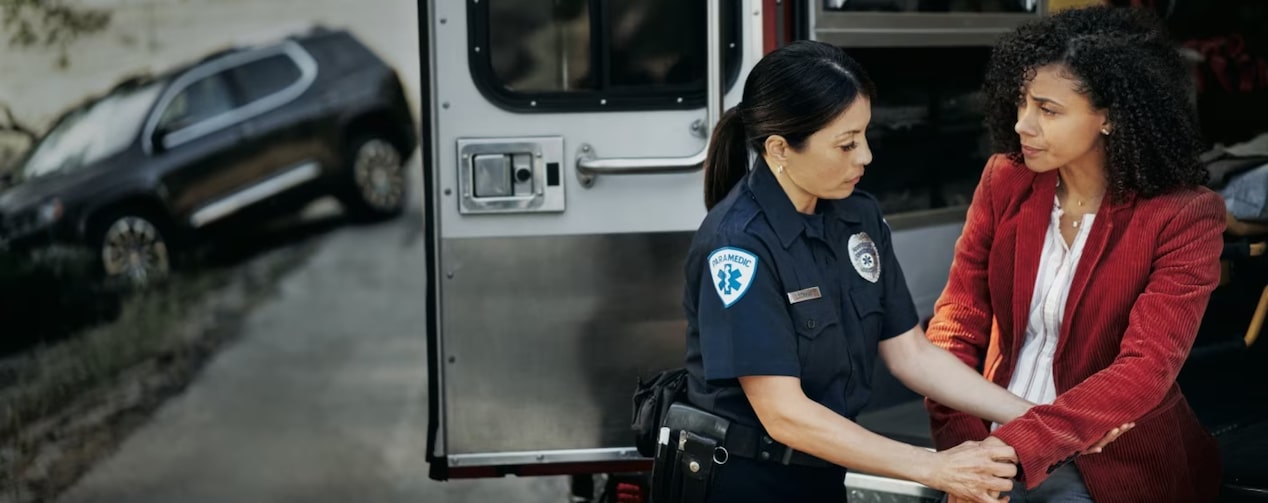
[[701, 41, 876, 210], [704, 107, 750, 210]]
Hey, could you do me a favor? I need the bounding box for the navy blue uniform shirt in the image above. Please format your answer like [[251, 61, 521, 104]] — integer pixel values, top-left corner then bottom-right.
[[684, 158, 920, 428]]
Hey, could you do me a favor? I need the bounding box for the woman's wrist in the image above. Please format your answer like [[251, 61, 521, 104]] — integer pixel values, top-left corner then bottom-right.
[[907, 446, 941, 488]]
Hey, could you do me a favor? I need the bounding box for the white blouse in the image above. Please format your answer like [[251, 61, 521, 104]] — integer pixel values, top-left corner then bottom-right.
[[993, 195, 1095, 429]]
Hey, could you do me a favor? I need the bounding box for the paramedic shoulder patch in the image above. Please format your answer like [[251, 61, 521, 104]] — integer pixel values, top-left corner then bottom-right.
[[708, 247, 759, 308], [848, 232, 881, 283]]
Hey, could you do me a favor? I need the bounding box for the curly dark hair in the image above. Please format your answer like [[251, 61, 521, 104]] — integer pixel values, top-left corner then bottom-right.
[[983, 6, 1208, 200]]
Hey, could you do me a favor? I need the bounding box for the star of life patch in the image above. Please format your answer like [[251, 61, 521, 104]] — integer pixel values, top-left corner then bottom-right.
[[848, 232, 881, 283], [707, 247, 759, 308]]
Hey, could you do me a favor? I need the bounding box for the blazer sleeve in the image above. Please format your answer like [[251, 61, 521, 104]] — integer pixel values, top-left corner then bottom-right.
[[992, 190, 1226, 488], [924, 155, 1003, 451]]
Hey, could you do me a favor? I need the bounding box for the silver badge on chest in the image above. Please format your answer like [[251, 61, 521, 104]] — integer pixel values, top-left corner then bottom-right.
[[848, 232, 881, 283]]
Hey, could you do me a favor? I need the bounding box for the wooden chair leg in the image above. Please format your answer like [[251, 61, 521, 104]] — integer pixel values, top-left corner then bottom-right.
[[1245, 284, 1268, 347]]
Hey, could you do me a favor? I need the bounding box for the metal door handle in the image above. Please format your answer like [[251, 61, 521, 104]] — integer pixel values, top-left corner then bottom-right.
[[575, 0, 724, 188]]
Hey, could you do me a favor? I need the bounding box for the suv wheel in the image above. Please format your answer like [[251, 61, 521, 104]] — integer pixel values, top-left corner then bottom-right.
[[93, 212, 171, 286], [342, 136, 406, 220]]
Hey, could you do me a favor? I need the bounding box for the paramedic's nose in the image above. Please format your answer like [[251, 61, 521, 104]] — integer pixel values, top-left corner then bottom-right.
[[857, 139, 873, 167]]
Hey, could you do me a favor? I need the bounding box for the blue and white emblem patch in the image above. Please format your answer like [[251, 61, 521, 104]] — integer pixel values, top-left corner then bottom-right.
[[708, 247, 759, 308]]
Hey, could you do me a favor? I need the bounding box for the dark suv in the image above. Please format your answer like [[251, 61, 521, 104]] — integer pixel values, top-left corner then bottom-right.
[[0, 27, 417, 282]]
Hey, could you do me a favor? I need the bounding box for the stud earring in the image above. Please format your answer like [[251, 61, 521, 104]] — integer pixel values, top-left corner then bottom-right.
[[777, 165, 785, 175], [1101, 127, 1111, 135]]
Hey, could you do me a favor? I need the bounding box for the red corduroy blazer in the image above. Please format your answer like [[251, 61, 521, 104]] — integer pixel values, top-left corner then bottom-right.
[[925, 154, 1225, 502]]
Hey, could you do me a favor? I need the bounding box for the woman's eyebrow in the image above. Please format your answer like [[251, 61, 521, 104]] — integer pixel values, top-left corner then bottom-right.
[[1030, 94, 1065, 107]]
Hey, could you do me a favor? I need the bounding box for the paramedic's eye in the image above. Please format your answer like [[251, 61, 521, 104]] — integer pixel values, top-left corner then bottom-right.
[[840, 142, 858, 152]]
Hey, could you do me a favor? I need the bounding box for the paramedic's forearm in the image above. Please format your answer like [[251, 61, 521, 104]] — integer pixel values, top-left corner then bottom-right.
[[881, 327, 1033, 425], [742, 375, 1018, 500], [753, 386, 939, 484]]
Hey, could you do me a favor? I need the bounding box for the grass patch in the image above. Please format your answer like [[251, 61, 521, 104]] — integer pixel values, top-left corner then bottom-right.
[[0, 239, 316, 502], [0, 250, 122, 349], [0, 271, 227, 438]]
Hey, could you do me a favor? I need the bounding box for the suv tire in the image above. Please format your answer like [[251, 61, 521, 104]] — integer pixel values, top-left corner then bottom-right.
[[340, 135, 407, 221], [89, 209, 172, 286]]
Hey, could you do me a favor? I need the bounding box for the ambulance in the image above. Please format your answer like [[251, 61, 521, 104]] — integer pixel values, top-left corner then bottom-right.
[[421, 1, 1267, 500]]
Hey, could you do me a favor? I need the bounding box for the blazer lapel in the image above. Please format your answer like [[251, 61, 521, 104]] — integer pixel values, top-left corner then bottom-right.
[[1058, 194, 1135, 355], [1011, 171, 1056, 355]]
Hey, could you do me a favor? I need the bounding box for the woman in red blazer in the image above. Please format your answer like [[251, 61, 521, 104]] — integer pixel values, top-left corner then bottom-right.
[[926, 7, 1225, 502]]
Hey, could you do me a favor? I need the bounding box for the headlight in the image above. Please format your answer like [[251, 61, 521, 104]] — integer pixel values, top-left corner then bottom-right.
[[37, 199, 64, 225]]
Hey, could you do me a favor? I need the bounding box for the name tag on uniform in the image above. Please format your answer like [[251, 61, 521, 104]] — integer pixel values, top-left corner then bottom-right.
[[786, 287, 822, 304]]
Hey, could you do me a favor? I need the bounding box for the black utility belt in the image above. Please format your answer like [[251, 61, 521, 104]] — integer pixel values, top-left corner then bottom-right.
[[662, 403, 833, 469], [650, 403, 835, 503]]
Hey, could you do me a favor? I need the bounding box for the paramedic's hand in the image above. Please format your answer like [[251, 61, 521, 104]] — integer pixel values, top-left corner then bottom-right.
[[924, 437, 1015, 503], [1083, 422, 1135, 455]]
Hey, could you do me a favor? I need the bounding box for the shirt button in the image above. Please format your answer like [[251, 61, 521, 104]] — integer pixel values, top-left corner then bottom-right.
[[806, 319, 817, 330]]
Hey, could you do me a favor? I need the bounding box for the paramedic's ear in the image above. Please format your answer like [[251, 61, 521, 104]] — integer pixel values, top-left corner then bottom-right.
[[764, 135, 791, 164]]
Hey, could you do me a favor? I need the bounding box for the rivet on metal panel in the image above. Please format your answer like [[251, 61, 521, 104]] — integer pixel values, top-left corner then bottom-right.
[[536, 152, 543, 158], [677, 97, 683, 104], [576, 144, 596, 188], [690, 119, 706, 139], [530, 100, 538, 107], [440, 18, 446, 24], [443, 102, 451, 109], [729, 43, 736, 49], [600, 99, 607, 105], [754, 9, 760, 16], [536, 454, 546, 461], [444, 188, 452, 196], [446, 271, 455, 279], [447, 356, 456, 363]]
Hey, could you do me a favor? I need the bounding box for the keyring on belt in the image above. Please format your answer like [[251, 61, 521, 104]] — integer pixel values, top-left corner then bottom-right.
[[713, 446, 729, 465]]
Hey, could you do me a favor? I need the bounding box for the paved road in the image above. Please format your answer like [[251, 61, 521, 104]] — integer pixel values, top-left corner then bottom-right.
[[60, 156, 571, 503]]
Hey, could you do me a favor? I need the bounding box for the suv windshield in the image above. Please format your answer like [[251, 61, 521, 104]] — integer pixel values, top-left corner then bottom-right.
[[21, 82, 164, 181]]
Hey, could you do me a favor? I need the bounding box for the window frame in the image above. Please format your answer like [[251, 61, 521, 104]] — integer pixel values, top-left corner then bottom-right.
[[812, 0, 1050, 48], [229, 53, 306, 107], [466, 0, 745, 113], [142, 41, 318, 154], [155, 73, 239, 134]]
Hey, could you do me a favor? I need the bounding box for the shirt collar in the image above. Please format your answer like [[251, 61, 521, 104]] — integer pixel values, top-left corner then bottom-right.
[[747, 157, 804, 248], [746, 157, 862, 248]]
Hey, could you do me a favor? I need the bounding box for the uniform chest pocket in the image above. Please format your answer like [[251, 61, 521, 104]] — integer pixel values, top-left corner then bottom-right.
[[849, 284, 885, 339], [789, 299, 851, 387], [790, 300, 839, 340]]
